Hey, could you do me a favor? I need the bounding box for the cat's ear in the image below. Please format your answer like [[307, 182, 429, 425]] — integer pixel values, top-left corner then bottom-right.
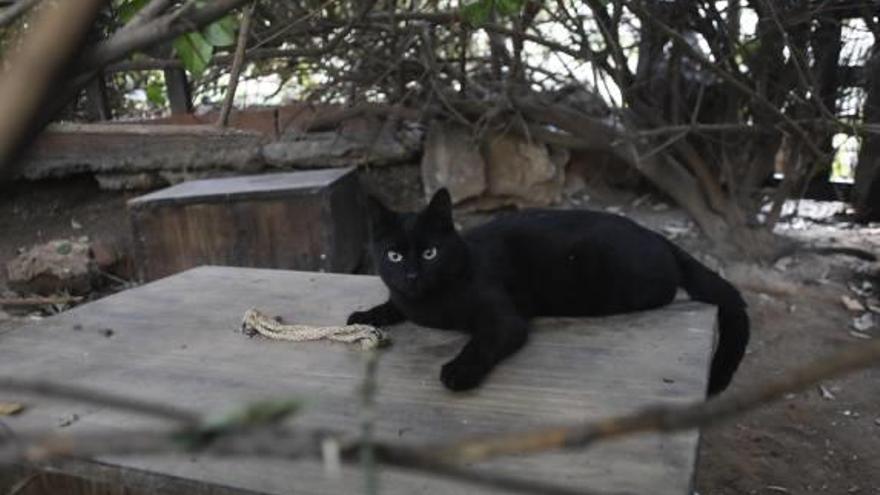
[[365, 194, 397, 237], [422, 188, 454, 230]]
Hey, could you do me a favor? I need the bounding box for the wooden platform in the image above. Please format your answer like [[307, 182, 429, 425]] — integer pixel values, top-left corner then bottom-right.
[[0, 266, 716, 494]]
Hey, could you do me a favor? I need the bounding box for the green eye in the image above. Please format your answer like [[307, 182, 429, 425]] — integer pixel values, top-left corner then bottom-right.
[[387, 250, 403, 262], [422, 247, 437, 260]]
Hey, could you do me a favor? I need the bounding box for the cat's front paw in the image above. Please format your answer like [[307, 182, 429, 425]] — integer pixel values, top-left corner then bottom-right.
[[347, 310, 376, 326], [440, 359, 489, 391]]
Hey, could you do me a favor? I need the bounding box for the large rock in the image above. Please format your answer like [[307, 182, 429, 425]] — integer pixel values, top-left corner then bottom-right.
[[482, 133, 567, 207], [420, 124, 487, 204], [6, 238, 95, 295], [263, 121, 422, 168]]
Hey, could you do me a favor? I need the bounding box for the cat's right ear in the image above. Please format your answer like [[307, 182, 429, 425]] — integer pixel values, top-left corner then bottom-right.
[[365, 194, 397, 237]]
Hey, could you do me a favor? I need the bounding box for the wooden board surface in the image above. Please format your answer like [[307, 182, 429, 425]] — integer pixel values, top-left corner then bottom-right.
[[0, 266, 715, 495], [128, 168, 355, 207]]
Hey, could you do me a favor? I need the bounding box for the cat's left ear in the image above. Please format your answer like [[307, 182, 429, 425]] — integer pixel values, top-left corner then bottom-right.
[[423, 188, 454, 230]]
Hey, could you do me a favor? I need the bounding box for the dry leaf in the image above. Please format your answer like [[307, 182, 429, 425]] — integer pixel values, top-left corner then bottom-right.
[[817, 384, 836, 400], [0, 402, 24, 416], [841, 295, 866, 312]]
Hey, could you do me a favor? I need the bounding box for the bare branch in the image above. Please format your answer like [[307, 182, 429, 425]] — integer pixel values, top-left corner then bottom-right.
[[79, 0, 252, 71], [217, 1, 257, 128], [0, 0, 40, 28], [0, 378, 200, 424], [0, 0, 105, 178]]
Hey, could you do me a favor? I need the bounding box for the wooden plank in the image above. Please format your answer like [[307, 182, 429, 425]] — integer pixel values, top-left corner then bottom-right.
[[127, 168, 355, 206], [127, 169, 366, 281], [0, 267, 715, 495]]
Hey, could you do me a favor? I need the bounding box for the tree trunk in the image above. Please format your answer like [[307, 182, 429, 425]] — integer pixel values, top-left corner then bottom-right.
[[855, 47, 880, 221]]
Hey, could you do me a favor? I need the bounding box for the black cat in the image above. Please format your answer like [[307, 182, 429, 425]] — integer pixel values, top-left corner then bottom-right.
[[347, 189, 749, 395]]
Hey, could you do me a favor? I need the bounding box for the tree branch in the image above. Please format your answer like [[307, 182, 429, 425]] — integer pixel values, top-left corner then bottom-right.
[[217, 1, 256, 128], [0, 378, 199, 424], [0, 0, 40, 28], [0, 0, 105, 179], [79, 0, 252, 71]]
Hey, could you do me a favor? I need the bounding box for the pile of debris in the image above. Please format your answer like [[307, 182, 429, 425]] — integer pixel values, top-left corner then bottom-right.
[[3, 237, 133, 313]]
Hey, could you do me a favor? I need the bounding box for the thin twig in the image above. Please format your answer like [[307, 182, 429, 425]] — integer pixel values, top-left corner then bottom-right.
[[217, 1, 256, 128], [360, 350, 379, 495], [0, 339, 878, 493], [623, 0, 828, 160], [0, 379, 200, 424], [428, 339, 880, 464]]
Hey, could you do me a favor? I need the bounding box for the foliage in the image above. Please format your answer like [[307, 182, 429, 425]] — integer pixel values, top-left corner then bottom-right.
[[114, 0, 239, 76]]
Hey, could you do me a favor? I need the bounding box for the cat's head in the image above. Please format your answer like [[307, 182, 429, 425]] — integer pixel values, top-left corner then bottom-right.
[[365, 188, 468, 299]]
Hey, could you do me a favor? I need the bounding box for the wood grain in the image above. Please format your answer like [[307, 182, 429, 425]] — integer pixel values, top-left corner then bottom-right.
[[128, 169, 366, 281], [0, 266, 715, 494]]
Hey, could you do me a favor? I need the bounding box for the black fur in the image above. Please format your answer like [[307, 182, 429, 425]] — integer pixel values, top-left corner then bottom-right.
[[348, 189, 749, 395]]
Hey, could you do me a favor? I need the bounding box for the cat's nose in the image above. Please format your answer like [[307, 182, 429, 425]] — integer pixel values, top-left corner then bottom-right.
[[405, 272, 418, 281]]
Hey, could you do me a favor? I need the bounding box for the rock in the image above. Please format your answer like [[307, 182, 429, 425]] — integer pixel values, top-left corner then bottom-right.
[[818, 384, 836, 400], [263, 124, 421, 168], [774, 256, 795, 272], [482, 133, 566, 207], [853, 312, 875, 332], [420, 123, 487, 204], [6, 239, 95, 295]]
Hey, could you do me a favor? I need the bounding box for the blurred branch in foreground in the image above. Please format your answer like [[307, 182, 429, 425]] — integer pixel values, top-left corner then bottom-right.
[[1, 339, 878, 495]]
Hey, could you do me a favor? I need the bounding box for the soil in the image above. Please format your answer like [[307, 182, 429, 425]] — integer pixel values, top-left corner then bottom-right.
[[0, 173, 879, 494]]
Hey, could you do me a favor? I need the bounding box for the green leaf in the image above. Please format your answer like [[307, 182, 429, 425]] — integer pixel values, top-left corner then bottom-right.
[[494, 0, 524, 16], [173, 32, 214, 77], [117, 0, 150, 23], [146, 79, 167, 106], [461, 0, 524, 25], [203, 15, 237, 47], [462, 0, 492, 25]]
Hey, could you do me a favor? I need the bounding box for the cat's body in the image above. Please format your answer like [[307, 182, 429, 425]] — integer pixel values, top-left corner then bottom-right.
[[348, 190, 749, 395]]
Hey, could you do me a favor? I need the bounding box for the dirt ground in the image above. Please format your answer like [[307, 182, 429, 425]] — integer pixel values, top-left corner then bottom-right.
[[0, 173, 878, 494]]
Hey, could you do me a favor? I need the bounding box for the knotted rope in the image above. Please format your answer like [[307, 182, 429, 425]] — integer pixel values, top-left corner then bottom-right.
[[240, 308, 390, 350]]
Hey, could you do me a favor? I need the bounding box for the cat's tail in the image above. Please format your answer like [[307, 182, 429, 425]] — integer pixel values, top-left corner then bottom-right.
[[669, 242, 749, 395]]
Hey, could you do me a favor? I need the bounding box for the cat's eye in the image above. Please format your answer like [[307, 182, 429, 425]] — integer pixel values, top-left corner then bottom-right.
[[387, 250, 403, 263], [422, 247, 438, 260]]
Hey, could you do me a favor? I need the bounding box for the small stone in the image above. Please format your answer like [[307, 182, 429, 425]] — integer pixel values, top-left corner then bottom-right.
[[101, 328, 115, 338], [71, 219, 82, 230], [58, 413, 79, 428], [852, 313, 875, 332], [774, 257, 794, 272], [873, 418, 880, 426], [818, 384, 835, 400]]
